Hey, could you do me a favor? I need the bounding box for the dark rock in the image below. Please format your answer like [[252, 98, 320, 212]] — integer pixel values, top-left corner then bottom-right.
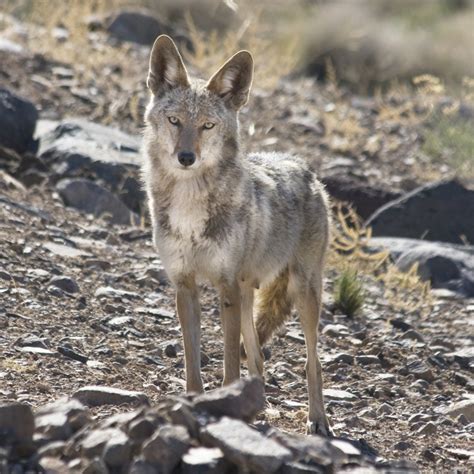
[[356, 355, 381, 366], [393, 441, 412, 451], [200, 417, 292, 473], [369, 237, 474, 297], [81, 428, 122, 458], [323, 175, 401, 219], [0, 88, 38, 154], [389, 318, 412, 332], [73, 386, 149, 407], [102, 430, 131, 468], [57, 179, 139, 226], [193, 377, 265, 422], [128, 417, 157, 443], [366, 180, 474, 244], [48, 275, 79, 294], [106, 10, 165, 45], [0, 402, 34, 441], [406, 360, 435, 382], [444, 348, 474, 369], [142, 425, 190, 471], [416, 421, 437, 435]]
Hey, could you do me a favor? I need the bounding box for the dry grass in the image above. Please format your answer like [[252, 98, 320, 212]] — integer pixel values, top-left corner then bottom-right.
[[330, 205, 432, 315]]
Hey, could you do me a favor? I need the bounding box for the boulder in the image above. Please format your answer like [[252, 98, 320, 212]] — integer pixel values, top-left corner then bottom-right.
[[193, 377, 265, 422], [106, 10, 165, 45], [57, 179, 140, 226], [323, 175, 401, 219], [365, 180, 474, 244], [39, 119, 145, 213], [0, 88, 38, 154], [368, 237, 474, 297]]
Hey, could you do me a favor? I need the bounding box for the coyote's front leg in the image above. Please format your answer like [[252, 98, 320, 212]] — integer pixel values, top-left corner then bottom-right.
[[219, 282, 241, 385], [176, 279, 203, 393]]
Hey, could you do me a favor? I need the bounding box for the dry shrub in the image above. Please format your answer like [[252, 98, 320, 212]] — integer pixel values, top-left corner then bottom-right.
[[330, 205, 432, 315]]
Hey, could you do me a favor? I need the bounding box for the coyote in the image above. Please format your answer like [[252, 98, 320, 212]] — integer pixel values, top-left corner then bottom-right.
[[143, 35, 331, 435]]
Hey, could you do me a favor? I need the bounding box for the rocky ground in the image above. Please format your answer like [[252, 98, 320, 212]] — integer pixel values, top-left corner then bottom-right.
[[1, 7, 473, 474]]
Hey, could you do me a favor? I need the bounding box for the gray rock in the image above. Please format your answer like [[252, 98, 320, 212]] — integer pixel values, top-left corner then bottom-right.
[[444, 399, 474, 422], [321, 324, 349, 337], [48, 275, 79, 294], [377, 403, 393, 415], [368, 237, 474, 296], [445, 348, 474, 369], [200, 417, 292, 473], [0, 402, 34, 441], [73, 386, 149, 407], [0, 88, 38, 154], [323, 389, 358, 401], [57, 179, 139, 226], [406, 360, 435, 382], [81, 428, 122, 458], [181, 447, 227, 474], [142, 424, 190, 472], [128, 416, 157, 443], [193, 377, 265, 422], [106, 10, 165, 45], [95, 286, 140, 299], [102, 430, 131, 468], [416, 421, 437, 435], [366, 180, 474, 245]]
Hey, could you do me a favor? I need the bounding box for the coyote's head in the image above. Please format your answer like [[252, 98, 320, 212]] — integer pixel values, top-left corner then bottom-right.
[[144, 35, 253, 177]]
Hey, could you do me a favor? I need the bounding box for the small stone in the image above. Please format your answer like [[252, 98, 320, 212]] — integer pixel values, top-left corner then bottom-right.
[[49, 275, 79, 294], [0, 402, 34, 440], [356, 355, 381, 366], [406, 360, 435, 382], [444, 399, 474, 422], [200, 417, 292, 473], [95, 286, 139, 300], [457, 414, 469, 426], [142, 425, 190, 471], [322, 324, 349, 337], [39, 457, 69, 473], [416, 421, 437, 435], [393, 441, 412, 451], [73, 386, 149, 407], [102, 430, 131, 468], [193, 377, 265, 422], [326, 353, 354, 365], [377, 403, 393, 415], [323, 389, 358, 401], [389, 318, 412, 332], [422, 448, 436, 462], [401, 329, 425, 342]]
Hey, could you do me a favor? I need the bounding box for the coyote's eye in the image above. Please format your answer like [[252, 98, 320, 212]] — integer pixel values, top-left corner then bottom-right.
[[203, 122, 215, 130], [168, 116, 179, 125]]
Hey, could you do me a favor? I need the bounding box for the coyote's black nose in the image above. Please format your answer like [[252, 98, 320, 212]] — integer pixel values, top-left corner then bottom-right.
[[178, 151, 196, 167]]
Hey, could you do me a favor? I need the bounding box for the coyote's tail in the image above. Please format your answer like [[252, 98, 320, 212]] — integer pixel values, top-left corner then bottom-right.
[[255, 267, 293, 346]]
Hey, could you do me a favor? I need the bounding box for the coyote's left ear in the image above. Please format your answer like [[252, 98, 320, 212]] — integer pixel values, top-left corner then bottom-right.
[[207, 51, 253, 110], [147, 35, 190, 96]]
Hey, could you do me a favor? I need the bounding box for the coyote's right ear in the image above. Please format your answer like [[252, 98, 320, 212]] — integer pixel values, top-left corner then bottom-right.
[[147, 35, 190, 96]]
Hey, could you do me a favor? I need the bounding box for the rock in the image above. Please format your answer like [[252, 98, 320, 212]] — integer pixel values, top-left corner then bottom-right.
[[128, 417, 157, 443], [102, 430, 131, 468], [48, 275, 79, 294], [106, 10, 165, 45], [323, 389, 358, 401], [193, 377, 265, 422], [81, 428, 123, 458], [377, 403, 393, 415], [444, 399, 474, 422], [325, 353, 354, 365], [38, 457, 69, 473], [356, 355, 381, 366], [142, 425, 190, 472], [368, 237, 474, 296], [406, 360, 435, 382], [200, 417, 292, 473], [416, 422, 437, 435], [323, 175, 401, 219], [73, 386, 149, 407], [445, 348, 474, 369], [0, 402, 34, 441], [401, 329, 425, 342], [94, 286, 140, 299], [0, 88, 38, 154], [57, 179, 139, 226], [393, 441, 412, 451], [389, 318, 412, 331], [366, 180, 474, 245], [35, 398, 90, 441], [181, 447, 227, 474], [321, 324, 349, 337]]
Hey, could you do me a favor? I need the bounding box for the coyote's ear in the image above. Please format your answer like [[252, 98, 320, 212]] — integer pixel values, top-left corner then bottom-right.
[[147, 35, 190, 96], [207, 51, 253, 110]]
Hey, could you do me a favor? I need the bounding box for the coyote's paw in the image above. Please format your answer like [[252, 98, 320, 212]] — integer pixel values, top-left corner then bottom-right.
[[306, 419, 334, 437]]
